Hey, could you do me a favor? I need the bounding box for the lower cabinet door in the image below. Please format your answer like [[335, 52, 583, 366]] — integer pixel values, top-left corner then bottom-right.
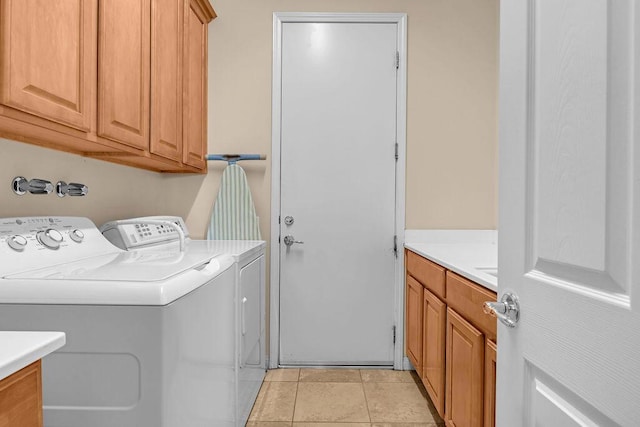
[[422, 288, 446, 417], [0, 360, 43, 427], [445, 308, 484, 427], [484, 339, 497, 427], [406, 275, 424, 375]]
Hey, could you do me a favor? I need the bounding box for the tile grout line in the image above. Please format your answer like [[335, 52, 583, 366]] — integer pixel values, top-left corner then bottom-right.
[[291, 375, 300, 424], [360, 370, 373, 425]]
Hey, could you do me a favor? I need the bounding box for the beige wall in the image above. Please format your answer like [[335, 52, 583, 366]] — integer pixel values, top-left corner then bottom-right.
[[0, 0, 498, 238]]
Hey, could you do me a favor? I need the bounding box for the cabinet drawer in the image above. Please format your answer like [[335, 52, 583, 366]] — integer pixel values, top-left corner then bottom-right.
[[406, 250, 446, 299], [446, 271, 497, 341]]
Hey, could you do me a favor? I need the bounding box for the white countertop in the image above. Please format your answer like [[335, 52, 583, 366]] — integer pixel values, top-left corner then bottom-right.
[[0, 331, 66, 380], [404, 230, 498, 292]]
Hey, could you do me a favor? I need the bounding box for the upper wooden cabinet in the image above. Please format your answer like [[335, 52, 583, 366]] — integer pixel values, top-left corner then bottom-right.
[[182, 0, 214, 169], [0, 0, 215, 173], [98, 0, 151, 150], [0, 0, 97, 132], [151, 0, 184, 161]]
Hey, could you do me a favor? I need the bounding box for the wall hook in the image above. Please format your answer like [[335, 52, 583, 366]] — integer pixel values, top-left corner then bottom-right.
[[12, 176, 54, 195], [56, 181, 89, 197]]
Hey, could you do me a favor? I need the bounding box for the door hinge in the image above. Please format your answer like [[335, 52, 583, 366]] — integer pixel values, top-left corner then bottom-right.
[[278, 215, 281, 224], [392, 325, 396, 344], [395, 142, 399, 161], [395, 51, 400, 69], [393, 235, 398, 258]]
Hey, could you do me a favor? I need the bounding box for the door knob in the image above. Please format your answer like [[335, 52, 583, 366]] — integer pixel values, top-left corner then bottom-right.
[[483, 292, 520, 328], [283, 235, 304, 246]]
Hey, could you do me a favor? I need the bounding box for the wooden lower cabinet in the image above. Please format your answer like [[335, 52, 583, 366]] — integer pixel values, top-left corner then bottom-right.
[[445, 308, 484, 427], [422, 288, 446, 416], [484, 340, 497, 427], [0, 361, 43, 427], [406, 275, 424, 375], [405, 249, 497, 426]]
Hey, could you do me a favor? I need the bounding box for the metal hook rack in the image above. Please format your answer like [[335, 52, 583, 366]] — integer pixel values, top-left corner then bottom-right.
[[11, 176, 88, 197]]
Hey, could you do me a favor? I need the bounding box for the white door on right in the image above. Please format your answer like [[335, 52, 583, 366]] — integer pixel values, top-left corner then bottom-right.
[[499, 0, 640, 426]]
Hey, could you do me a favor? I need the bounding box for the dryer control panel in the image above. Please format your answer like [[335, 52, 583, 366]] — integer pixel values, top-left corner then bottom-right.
[[100, 216, 189, 250]]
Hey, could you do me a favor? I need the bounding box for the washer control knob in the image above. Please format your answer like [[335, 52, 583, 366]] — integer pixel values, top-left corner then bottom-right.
[[7, 235, 28, 251], [69, 229, 84, 243], [37, 229, 63, 249]]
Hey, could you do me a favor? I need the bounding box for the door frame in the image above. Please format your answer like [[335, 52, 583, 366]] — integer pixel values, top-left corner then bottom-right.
[[269, 12, 407, 369]]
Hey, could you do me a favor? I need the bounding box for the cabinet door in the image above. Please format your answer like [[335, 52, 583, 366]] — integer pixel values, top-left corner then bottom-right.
[[484, 339, 497, 427], [98, 0, 150, 150], [150, 0, 182, 161], [182, 0, 209, 169], [445, 308, 484, 427], [405, 275, 424, 375], [422, 288, 446, 418], [0, 361, 42, 427], [0, 0, 96, 132]]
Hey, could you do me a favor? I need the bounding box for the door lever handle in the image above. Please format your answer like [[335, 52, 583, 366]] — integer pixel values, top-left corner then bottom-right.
[[483, 292, 520, 328], [283, 235, 304, 246]]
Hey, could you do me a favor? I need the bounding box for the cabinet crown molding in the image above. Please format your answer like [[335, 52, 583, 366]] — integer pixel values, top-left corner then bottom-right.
[[192, 0, 216, 22]]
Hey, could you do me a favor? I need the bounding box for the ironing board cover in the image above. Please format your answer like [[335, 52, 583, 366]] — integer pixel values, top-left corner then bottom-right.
[[207, 164, 261, 240]]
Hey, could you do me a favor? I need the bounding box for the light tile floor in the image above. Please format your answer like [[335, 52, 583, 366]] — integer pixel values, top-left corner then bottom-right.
[[248, 369, 445, 427]]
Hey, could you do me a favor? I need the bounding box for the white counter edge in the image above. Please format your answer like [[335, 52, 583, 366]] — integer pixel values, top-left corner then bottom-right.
[[0, 331, 66, 380]]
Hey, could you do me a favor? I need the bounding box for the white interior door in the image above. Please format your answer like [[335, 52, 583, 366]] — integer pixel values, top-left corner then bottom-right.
[[278, 21, 398, 365], [499, 0, 640, 425]]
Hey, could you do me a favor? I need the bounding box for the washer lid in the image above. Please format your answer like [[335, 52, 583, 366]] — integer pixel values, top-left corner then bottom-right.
[[4, 250, 220, 282]]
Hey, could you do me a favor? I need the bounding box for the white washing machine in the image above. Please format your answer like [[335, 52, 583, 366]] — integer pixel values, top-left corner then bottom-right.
[[0, 216, 265, 427]]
